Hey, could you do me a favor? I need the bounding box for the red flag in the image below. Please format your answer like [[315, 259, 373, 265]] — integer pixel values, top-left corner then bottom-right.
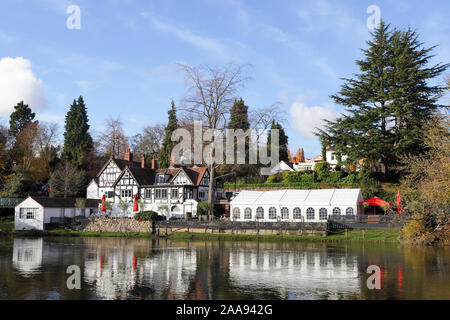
[[396, 191, 403, 214], [101, 194, 106, 212], [133, 194, 138, 212]]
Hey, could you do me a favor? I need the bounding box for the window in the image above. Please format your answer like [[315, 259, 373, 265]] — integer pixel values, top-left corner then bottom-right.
[[106, 191, 114, 198], [184, 189, 193, 199], [256, 207, 264, 220], [281, 207, 289, 219], [233, 207, 241, 219], [155, 189, 167, 199], [121, 190, 132, 198], [293, 207, 302, 220], [199, 191, 205, 198], [332, 207, 341, 215], [306, 208, 315, 220], [268, 207, 277, 220], [171, 188, 178, 198], [244, 208, 252, 220], [145, 189, 152, 199], [20, 208, 38, 220], [346, 207, 354, 215], [319, 208, 328, 220]]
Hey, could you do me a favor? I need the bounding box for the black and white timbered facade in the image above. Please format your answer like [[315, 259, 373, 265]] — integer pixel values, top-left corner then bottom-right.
[[87, 149, 223, 218]]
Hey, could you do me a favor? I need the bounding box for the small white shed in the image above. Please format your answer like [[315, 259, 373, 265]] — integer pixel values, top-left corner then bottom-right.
[[15, 196, 100, 231], [230, 188, 363, 222]]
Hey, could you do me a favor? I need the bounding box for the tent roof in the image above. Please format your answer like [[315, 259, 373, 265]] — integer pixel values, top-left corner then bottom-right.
[[231, 189, 362, 206]]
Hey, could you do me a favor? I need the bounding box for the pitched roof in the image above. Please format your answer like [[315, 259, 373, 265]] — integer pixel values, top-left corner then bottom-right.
[[184, 166, 208, 186], [231, 189, 362, 206], [26, 197, 100, 208], [127, 166, 157, 186], [113, 158, 141, 170]]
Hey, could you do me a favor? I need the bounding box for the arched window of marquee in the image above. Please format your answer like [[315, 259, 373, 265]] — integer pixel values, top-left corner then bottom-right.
[[319, 208, 328, 220], [268, 207, 277, 219], [293, 207, 302, 219], [281, 207, 289, 219], [346, 207, 354, 215], [332, 207, 341, 215], [244, 208, 252, 220], [306, 208, 315, 220], [233, 207, 241, 219], [256, 207, 264, 219]]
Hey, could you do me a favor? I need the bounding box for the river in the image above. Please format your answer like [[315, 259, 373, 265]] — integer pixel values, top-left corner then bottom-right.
[[0, 236, 448, 300]]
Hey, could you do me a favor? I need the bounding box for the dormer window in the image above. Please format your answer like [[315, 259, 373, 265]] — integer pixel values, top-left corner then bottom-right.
[[156, 175, 166, 183]]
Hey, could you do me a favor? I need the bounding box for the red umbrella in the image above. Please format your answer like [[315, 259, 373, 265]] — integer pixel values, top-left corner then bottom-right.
[[101, 194, 106, 212], [133, 194, 139, 212], [359, 196, 392, 207], [396, 191, 403, 214]]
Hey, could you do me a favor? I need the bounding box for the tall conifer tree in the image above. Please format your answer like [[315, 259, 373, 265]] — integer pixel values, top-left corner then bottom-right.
[[267, 121, 289, 163], [63, 96, 93, 169], [9, 101, 35, 137], [159, 101, 179, 168], [317, 21, 448, 178]]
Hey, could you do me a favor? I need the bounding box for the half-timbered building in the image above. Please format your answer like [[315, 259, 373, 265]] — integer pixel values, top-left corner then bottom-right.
[[87, 148, 223, 219]]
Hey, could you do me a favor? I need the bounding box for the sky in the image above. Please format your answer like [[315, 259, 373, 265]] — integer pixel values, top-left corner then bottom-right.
[[0, 0, 449, 158]]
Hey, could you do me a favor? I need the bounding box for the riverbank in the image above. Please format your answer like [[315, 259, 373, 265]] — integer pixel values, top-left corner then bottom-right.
[[11, 227, 401, 243], [166, 229, 401, 243]]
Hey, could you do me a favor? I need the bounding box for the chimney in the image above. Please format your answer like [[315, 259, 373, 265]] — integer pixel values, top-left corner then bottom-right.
[[152, 155, 157, 169], [141, 154, 146, 168], [124, 148, 133, 162], [169, 152, 175, 167]]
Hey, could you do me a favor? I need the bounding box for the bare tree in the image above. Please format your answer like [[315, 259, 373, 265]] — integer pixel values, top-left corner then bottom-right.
[[49, 162, 88, 198], [178, 63, 251, 218], [131, 124, 165, 158], [97, 116, 129, 158], [249, 102, 286, 142]]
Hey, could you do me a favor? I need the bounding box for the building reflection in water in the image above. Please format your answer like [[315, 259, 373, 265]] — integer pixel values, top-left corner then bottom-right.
[[8, 237, 449, 300], [12, 238, 44, 277], [228, 245, 361, 299]]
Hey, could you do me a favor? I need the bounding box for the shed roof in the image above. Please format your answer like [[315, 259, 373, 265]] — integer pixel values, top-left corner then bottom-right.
[[20, 197, 100, 208], [231, 189, 362, 206]]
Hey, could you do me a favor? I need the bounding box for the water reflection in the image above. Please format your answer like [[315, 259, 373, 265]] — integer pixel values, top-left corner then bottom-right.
[[1, 237, 449, 300]]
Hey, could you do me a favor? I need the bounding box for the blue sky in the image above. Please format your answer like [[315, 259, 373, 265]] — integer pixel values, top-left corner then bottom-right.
[[0, 0, 449, 158]]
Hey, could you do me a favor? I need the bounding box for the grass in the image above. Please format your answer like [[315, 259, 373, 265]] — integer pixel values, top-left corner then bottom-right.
[[0, 216, 14, 234], [167, 229, 401, 243]]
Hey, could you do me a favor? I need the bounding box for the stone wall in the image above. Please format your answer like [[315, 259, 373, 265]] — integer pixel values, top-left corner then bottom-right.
[[82, 218, 152, 233]]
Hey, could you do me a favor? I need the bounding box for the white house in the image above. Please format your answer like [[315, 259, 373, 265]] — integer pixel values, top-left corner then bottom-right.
[[15, 196, 100, 231], [230, 189, 363, 222]]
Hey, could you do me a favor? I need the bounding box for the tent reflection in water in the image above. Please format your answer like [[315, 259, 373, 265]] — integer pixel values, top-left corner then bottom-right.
[[359, 196, 392, 215]]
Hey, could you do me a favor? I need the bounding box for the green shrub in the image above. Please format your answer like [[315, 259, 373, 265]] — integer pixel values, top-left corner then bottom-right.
[[342, 173, 358, 185], [314, 161, 331, 181], [324, 171, 342, 184], [266, 173, 283, 183], [197, 201, 212, 216], [134, 211, 161, 221]]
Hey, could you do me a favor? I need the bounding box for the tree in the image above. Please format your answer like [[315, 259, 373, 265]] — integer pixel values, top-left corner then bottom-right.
[[267, 121, 289, 163], [49, 162, 88, 198], [96, 116, 128, 159], [159, 101, 179, 168], [316, 22, 448, 179], [178, 63, 250, 218], [219, 98, 251, 176], [63, 96, 93, 168], [131, 124, 165, 161], [9, 101, 35, 137]]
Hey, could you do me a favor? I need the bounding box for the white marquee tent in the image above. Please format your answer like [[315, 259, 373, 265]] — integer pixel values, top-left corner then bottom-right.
[[230, 189, 363, 222]]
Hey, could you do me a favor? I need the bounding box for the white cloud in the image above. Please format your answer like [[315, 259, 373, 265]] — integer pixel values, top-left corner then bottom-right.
[[289, 100, 339, 139], [0, 57, 47, 117]]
